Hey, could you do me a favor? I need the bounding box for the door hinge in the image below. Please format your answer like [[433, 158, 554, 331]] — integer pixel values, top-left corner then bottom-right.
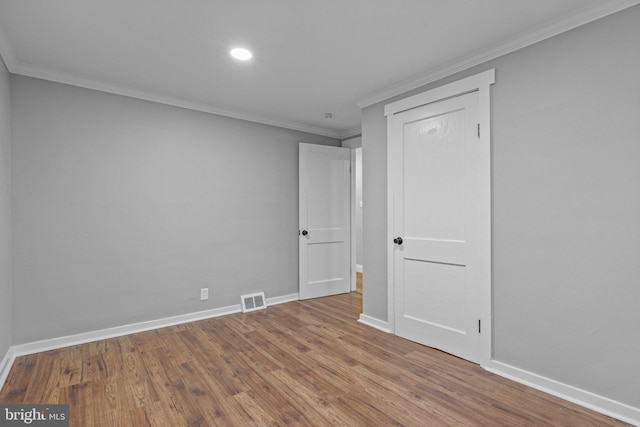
[[478, 319, 481, 333], [477, 123, 480, 138]]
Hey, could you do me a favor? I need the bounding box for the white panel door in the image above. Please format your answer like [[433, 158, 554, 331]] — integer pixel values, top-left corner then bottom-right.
[[299, 143, 351, 300], [390, 92, 481, 363]]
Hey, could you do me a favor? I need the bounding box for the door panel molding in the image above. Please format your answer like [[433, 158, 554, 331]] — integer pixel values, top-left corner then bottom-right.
[[385, 69, 495, 367]]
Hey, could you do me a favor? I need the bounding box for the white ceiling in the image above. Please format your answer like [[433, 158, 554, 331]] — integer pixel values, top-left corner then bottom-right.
[[0, 0, 637, 139]]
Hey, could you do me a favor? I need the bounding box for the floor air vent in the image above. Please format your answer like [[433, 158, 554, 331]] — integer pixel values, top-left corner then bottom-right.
[[241, 292, 267, 313]]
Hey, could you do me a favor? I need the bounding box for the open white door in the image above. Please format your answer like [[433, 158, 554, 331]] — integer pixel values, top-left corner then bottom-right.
[[299, 143, 351, 300]]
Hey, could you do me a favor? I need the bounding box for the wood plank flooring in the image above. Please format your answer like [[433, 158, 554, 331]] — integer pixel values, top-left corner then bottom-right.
[[0, 291, 629, 426]]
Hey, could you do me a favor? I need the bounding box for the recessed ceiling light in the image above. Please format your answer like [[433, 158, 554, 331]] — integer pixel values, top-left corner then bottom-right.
[[230, 48, 252, 61]]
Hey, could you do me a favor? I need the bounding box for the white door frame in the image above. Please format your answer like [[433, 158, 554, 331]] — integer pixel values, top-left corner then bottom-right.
[[343, 137, 362, 293], [384, 69, 495, 367]]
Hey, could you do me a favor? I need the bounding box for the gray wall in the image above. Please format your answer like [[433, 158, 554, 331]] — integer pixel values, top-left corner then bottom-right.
[[11, 75, 339, 344], [361, 6, 640, 408], [0, 55, 11, 361], [361, 103, 388, 321]]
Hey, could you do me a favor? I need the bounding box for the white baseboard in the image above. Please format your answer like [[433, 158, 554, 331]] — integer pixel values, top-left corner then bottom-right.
[[0, 347, 17, 391], [0, 292, 301, 391], [356, 264, 363, 273], [11, 304, 243, 358], [487, 360, 640, 426], [358, 314, 391, 333], [266, 293, 299, 306]]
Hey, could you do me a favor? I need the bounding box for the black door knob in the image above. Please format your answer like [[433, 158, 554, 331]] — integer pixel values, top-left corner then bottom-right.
[[301, 230, 308, 236], [393, 237, 403, 245]]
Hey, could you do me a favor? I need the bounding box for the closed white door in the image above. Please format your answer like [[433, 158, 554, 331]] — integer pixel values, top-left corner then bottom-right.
[[389, 91, 481, 363], [299, 143, 351, 300]]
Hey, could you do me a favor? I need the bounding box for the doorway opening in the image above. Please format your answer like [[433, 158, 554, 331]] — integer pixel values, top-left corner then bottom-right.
[[342, 137, 363, 296]]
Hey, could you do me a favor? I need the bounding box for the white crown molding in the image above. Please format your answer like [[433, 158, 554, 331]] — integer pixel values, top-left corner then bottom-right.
[[357, 0, 640, 109], [0, 18, 346, 139], [338, 126, 362, 140], [0, 17, 349, 139], [4, 57, 343, 139], [487, 360, 640, 426], [5, 1, 634, 138]]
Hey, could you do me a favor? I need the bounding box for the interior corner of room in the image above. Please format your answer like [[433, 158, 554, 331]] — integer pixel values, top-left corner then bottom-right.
[[0, 3, 639, 426]]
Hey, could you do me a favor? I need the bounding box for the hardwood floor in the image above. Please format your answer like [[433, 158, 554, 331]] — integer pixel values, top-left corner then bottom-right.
[[0, 291, 629, 426]]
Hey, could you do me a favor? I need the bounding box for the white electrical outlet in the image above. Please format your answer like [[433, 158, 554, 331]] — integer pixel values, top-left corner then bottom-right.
[[200, 288, 209, 301]]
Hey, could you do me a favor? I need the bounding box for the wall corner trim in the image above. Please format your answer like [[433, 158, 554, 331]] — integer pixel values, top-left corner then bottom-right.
[[358, 314, 391, 333], [486, 360, 640, 426]]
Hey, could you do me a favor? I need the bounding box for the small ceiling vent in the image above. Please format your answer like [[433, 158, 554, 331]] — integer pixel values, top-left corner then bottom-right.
[[241, 292, 267, 313]]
